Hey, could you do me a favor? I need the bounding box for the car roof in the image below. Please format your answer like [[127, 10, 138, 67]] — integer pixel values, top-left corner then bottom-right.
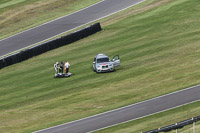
[[95, 53, 109, 59]]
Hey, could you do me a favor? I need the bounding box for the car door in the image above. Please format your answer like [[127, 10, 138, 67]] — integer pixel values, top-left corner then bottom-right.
[[112, 55, 120, 67], [93, 58, 96, 70]]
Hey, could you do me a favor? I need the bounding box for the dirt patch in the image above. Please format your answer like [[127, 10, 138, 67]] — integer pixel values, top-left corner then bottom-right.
[[0, 0, 67, 25]]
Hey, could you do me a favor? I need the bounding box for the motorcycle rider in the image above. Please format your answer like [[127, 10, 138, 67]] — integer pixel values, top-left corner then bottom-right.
[[54, 62, 59, 75]]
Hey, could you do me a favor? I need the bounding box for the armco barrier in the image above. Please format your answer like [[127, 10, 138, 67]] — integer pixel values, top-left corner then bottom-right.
[[144, 116, 200, 133], [0, 23, 102, 69]]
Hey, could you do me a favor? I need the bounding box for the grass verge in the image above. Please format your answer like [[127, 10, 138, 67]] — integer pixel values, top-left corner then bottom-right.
[[0, 0, 200, 132]]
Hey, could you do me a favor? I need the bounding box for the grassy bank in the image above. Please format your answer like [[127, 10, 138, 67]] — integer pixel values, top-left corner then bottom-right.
[[0, 0, 101, 40], [0, 0, 200, 132]]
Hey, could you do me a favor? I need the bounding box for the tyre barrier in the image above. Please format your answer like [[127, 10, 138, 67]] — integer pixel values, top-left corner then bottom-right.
[[144, 116, 200, 133], [144, 129, 159, 133], [0, 23, 102, 69]]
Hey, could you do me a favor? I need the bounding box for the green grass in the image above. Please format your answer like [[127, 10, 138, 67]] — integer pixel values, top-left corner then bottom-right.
[[0, 0, 200, 132], [0, 0, 26, 9], [0, 0, 101, 40]]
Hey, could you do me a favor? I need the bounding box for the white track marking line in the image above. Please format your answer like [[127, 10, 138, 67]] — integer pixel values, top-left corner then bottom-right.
[[89, 99, 200, 133], [0, 0, 104, 42], [33, 84, 200, 133], [0, 0, 146, 59]]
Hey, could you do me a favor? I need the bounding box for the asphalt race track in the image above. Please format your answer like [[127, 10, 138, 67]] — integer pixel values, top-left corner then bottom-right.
[[0, 0, 145, 58], [34, 85, 200, 133], [2, 0, 200, 133]]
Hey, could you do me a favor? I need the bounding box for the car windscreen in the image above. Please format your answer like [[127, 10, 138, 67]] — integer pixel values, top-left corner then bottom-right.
[[97, 58, 109, 63]]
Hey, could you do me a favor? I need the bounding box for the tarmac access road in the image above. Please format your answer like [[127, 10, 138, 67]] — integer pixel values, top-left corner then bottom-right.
[[0, 0, 146, 58], [33, 85, 200, 133]]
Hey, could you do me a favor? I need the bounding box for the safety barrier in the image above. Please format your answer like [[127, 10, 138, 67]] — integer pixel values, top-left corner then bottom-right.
[[144, 116, 200, 133], [0, 23, 102, 69]]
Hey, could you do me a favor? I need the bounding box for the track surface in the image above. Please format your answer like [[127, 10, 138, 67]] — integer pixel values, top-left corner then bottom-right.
[[34, 85, 200, 133], [0, 0, 145, 58]]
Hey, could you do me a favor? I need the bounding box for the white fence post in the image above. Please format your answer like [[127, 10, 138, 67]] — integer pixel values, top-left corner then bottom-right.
[[176, 123, 178, 133], [193, 117, 195, 133]]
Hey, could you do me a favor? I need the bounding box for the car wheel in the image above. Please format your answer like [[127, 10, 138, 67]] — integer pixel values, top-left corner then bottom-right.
[[96, 71, 100, 74]]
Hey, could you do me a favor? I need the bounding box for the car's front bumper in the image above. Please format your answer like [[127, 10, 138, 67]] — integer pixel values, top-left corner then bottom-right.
[[96, 67, 114, 73]]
